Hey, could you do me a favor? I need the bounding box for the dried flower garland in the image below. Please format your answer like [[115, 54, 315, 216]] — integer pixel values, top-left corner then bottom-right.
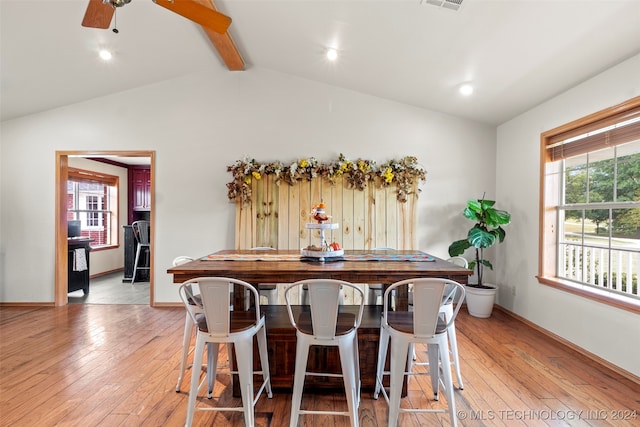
[[227, 154, 426, 204]]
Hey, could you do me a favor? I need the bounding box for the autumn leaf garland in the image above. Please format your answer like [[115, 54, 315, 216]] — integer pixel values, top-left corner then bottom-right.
[[227, 154, 426, 204]]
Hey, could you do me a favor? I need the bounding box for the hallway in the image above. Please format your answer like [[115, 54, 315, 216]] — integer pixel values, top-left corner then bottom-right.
[[68, 271, 149, 305]]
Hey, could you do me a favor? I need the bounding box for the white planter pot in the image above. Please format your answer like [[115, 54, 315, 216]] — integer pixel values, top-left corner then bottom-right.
[[464, 283, 497, 318]]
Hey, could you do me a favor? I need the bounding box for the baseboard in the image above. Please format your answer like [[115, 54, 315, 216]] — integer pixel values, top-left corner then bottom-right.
[[152, 302, 182, 308], [494, 305, 640, 386], [0, 302, 56, 307], [90, 268, 124, 279]]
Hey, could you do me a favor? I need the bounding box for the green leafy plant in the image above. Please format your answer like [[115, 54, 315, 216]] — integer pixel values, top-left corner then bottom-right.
[[448, 198, 511, 287]]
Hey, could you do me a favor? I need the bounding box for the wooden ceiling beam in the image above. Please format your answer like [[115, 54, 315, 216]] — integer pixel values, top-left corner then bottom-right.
[[195, 0, 245, 71]]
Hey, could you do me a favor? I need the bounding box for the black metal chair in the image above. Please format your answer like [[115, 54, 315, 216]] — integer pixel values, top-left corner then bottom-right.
[[131, 220, 150, 283]]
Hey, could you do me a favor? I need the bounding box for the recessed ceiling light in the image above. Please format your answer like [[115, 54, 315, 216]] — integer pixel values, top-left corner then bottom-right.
[[99, 49, 113, 61], [326, 48, 338, 61], [459, 84, 473, 96]]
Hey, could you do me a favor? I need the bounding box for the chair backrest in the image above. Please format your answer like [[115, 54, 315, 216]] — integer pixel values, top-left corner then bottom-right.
[[174, 256, 198, 297], [441, 281, 460, 306], [383, 278, 465, 336], [132, 220, 150, 245], [172, 256, 194, 266], [447, 256, 468, 268], [179, 277, 261, 337], [444, 258, 467, 304], [284, 279, 364, 340]]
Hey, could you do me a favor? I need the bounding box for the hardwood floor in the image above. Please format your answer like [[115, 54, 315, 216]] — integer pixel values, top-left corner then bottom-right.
[[0, 305, 638, 426]]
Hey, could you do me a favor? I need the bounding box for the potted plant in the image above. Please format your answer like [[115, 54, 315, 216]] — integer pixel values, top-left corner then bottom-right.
[[448, 197, 511, 317]]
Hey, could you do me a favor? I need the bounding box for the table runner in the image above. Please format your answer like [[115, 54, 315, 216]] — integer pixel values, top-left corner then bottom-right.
[[202, 253, 435, 262]]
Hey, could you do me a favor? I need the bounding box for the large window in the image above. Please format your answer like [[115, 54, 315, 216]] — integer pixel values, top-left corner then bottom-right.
[[540, 97, 640, 312], [67, 167, 119, 247]]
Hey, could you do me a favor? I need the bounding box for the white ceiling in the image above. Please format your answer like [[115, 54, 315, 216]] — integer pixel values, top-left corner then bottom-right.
[[2, 0, 640, 125]]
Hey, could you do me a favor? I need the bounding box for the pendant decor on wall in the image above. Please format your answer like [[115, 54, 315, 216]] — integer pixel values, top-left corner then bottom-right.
[[226, 154, 427, 251]]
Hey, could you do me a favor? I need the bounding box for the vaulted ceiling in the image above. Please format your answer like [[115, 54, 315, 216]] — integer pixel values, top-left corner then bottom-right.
[[2, 0, 640, 125]]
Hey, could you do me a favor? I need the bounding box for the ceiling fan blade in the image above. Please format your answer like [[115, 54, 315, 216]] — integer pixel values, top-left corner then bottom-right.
[[153, 0, 231, 34], [81, 0, 115, 29]]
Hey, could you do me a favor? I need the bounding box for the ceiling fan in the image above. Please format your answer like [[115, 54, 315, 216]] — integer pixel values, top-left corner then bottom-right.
[[81, 0, 232, 34]]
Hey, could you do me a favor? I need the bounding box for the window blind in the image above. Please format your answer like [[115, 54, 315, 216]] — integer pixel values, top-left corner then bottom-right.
[[546, 104, 640, 161]]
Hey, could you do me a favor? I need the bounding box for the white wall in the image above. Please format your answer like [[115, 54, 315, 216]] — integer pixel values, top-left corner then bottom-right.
[[67, 157, 128, 276], [496, 53, 640, 377], [0, 65, 495, 304]]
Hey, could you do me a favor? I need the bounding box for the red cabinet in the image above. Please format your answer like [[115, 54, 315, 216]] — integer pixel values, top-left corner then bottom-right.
[[132, 168, 150, 211]]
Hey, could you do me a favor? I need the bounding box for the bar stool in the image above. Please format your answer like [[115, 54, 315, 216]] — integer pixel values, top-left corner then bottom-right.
[[173, 257, 235, 393], [131, 220, 150, 283], [407, 281, 464, 392], [443, 257, 468, 389], [251, 247, 279, 305], [374, 278, 464, 427], [179, 277, 272, 427], [407, 257, 466, 389], [174, 256, 197, 392], [285, 279, 365, 427], [366, 248, 395, 305]]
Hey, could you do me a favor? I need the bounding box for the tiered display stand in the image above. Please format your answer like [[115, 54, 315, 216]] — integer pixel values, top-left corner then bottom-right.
[[300, 223, 344, 262]]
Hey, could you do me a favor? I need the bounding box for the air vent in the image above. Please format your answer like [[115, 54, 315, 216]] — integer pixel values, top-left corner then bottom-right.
[[422, 0, 464, 11]]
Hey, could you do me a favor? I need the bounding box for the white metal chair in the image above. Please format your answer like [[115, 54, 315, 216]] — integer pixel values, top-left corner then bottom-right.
[[374, 278, 464, 427], [251, 247, 279, 305], [443, 257, 468, 389], [407, 257, 467, 389], [174, 256, 198, 392], [131, 220, 150, 283], [447, 256, 468, 269], [366, 248, 395, 305], [300, 283, 345, 305], [285, 279, 365, 427], [173, 256, 235, 393], [179, 277, 272, 427]]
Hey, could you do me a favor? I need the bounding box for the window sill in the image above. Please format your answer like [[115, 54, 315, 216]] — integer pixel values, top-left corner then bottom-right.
[[537, 276, 640, 314], [90, 244, 119, 252]]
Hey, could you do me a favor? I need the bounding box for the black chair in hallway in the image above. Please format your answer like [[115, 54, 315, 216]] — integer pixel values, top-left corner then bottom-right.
[[131, 220, 150, 284]]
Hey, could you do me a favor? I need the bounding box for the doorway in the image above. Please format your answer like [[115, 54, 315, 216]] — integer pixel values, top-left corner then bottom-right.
[[55, 150, 155, 306]]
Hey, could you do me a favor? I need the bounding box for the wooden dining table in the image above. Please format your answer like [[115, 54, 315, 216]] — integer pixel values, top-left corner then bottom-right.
[[167, 249, 470, 288], [167, 249, 471, 394]]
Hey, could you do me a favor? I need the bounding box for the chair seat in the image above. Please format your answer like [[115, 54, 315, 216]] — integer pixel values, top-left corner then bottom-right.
[[296, 311, 357, 336], [386, 312, 447, 335], [197, 311, 265, 334], [187, 294, 202, 306]]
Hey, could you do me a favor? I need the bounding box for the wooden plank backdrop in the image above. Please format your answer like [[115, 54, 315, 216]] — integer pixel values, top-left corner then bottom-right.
[[235, 176, 418, 251]]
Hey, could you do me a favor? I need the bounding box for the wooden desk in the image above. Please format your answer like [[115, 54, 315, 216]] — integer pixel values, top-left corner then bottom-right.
[[67, 238, 93, 294], [167, 250, 471, 393]]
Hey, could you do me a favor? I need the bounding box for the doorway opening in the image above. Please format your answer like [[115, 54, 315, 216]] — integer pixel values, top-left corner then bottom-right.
[[55, 150, 155, 306]]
